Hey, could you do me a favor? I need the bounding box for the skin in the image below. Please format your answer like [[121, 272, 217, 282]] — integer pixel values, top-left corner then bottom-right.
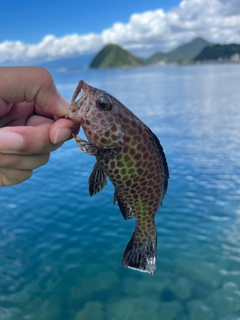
[[0, 66, 79, 187]]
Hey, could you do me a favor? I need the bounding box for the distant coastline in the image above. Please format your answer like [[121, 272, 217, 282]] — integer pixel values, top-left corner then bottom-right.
[[35, 37, 240, 72]]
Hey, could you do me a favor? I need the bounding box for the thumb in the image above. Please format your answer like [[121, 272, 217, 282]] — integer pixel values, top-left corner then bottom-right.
[[0, 66, 70, 117]]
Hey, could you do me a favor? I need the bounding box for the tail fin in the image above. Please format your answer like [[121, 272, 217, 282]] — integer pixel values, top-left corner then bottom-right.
[[121, 231, 157, 275]]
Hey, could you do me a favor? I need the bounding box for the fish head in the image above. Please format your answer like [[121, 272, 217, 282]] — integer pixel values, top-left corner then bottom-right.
[[69, 80, 125, 148]]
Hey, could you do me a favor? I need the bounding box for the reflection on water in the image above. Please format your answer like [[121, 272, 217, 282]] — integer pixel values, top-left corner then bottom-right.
[[1, 64, 240, 319]]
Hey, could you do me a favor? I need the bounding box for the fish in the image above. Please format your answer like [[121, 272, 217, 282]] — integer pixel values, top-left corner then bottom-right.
[[68, 80, 169, 275]]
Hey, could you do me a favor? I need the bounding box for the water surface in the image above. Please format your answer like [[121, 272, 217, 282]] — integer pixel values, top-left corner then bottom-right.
[[1, 64, 240, 320]]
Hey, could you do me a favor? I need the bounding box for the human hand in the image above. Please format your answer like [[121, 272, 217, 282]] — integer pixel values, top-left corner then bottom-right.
[[0, 66, 79, 187]]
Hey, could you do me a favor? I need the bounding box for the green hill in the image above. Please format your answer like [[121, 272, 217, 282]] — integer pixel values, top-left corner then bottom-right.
[[146, 37, 211, 64], [89, 44, 144, 69], [145, 51, 167, 65], [194, 44, 240, 61]]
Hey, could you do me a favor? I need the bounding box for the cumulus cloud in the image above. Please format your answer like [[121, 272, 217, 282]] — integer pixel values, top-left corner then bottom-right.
[[1, 0, 240, 64]]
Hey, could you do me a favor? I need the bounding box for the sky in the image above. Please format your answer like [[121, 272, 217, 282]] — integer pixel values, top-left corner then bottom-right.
[[1, 0, 240, 64]]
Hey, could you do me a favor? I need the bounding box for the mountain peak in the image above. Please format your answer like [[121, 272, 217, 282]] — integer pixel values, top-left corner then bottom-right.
[[146, 37, 212, 64], [89, 44, 144, 69]]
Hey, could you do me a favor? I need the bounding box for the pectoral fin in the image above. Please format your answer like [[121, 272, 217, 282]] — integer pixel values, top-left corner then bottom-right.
[[89, 162, 108, 196], [73, 134, 98, 156], [113, 191, 135, 220]]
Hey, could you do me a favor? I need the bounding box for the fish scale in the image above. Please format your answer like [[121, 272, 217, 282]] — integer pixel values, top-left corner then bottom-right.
[[68, 80, 169, 275]]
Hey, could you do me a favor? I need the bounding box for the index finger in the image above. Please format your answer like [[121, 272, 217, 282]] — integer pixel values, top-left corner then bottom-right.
[[0, 66, 69, 117]]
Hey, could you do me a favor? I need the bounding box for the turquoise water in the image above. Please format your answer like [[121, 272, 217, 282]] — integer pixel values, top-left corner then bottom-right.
[[1, 64, 240, 320]]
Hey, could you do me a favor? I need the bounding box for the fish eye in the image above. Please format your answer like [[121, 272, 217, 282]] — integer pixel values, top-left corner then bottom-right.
[[97, 96, 112, 111]]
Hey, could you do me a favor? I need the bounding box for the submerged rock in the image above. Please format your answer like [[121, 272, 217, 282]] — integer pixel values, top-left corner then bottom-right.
[[122, 273, 170, 297], [70, 270, 119, 300], [188, 300, 215, 320], [107, 298, 182, 320], [158, 301, 183, 319], [168, 277, 193, 300], [219, 315, 240, 320], [74, 301, 104, 320], [207, 282, 240, 316], [176, 257, 221, 289]]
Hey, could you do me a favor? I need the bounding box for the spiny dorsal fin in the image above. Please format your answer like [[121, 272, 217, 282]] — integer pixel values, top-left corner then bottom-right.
[[148, 128, 169, 196]]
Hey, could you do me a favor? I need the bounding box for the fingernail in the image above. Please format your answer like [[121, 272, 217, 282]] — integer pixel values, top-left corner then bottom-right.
[[58, 96, 70, 116], [54, 128, 72, 144], [0, 131, 23, 151]]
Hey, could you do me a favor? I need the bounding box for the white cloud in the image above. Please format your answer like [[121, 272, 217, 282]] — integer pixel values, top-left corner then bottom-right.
[[1, 0, 240, 64]]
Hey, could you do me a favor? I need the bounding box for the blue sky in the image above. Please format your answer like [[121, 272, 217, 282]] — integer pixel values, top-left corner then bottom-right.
[[0, 0, 180, 43], [0, 0, 240, 64]]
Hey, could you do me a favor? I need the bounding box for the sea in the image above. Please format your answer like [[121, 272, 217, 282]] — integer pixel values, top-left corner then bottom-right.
[[1, 64, 240, 320]]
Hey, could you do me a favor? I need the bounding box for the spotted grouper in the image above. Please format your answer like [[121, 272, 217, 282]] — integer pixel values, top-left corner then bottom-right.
[[68, 80, 169, 275]]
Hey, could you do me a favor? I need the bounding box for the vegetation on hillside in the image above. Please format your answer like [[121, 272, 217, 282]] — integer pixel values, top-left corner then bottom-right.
[[194, 44, 240, 61], [89, 44, 144, 69], [146, 37, 211, 64]]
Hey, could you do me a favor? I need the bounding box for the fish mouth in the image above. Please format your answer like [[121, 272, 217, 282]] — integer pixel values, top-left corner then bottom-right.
[[66, 80, 89, 122], [71, 80, 88, 105]]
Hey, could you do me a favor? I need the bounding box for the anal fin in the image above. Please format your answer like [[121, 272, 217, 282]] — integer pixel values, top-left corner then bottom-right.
[[89, 162, 108, 196], [114, 191, 135, 220]]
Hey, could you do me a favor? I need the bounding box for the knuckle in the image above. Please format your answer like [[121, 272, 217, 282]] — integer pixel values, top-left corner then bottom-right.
[[12, 170, 33, 184], [37, 67, 54, 89], [34, 153, 50, 168]]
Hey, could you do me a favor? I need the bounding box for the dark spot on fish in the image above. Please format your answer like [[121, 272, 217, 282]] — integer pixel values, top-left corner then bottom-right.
[[100, 119, 108, 126], [105, 131, 110, 138], [129, 148, 136, 156], [111, 134, 119, 141], [111, 124, 118, 132], [130, 120, 138, 128], [138, 126, 144, 135], [124, 136, 131, 143], [134, 135, 143, 143], [110, 161, 115, 169], [143, 160, 149, 167], [92, 117, 98, 124], [128, 128, 137, 135], [134, 153, 142, 161], [131, 183, 138, 189], [97, 113, 103, 119], [100, 137, 107, 144], [125, 180, 132, 187], [147, 172, 155, 179], [136, 160, 143, 168], [123, 117, 130, 124], [141, 146, 147, 153]]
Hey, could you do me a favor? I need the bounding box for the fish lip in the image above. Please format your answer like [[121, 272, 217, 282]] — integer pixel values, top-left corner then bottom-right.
[[71, 80, 86, 105], [67, 80, 90, 122]]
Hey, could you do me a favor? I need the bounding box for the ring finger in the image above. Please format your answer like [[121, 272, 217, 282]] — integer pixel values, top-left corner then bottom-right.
[[0, 153, 50, 170]]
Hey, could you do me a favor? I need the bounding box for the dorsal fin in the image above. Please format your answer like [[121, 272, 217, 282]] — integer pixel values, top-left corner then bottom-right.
[[148, 128, 169, 196]]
